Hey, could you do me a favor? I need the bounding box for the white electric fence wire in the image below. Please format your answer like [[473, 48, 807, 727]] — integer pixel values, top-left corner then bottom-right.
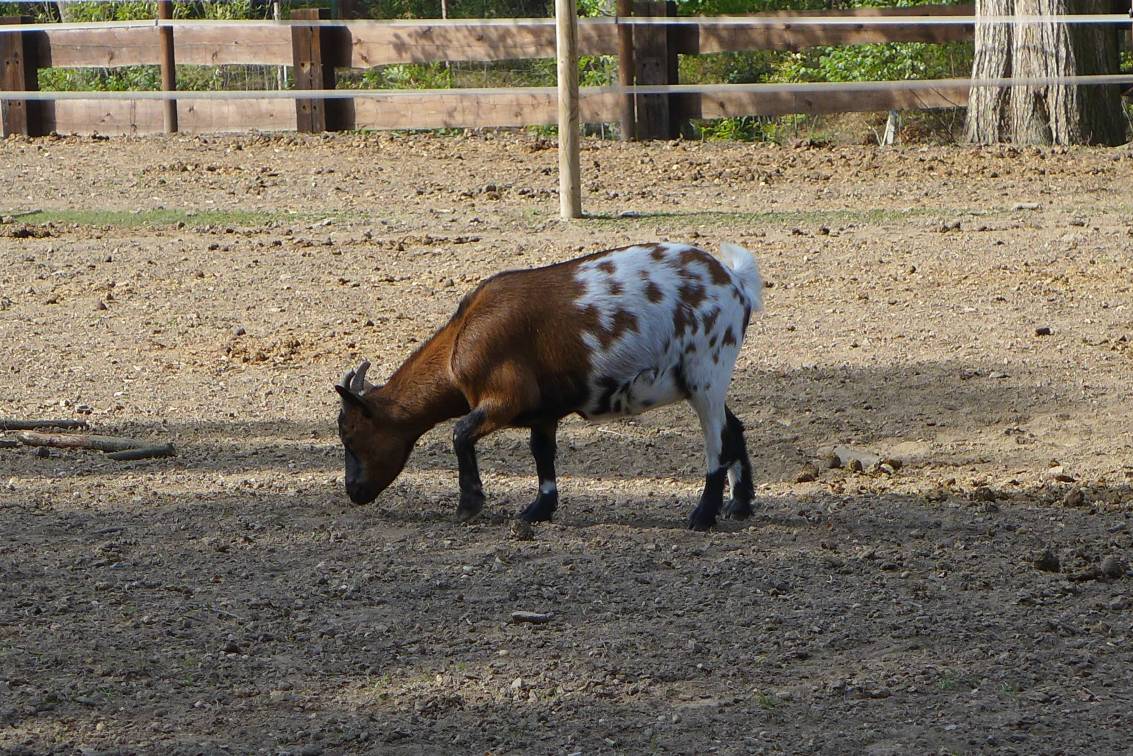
[[1, 12, 1129, 103], [0, 13, 1131, 34], [1, 74, 1131, 101]]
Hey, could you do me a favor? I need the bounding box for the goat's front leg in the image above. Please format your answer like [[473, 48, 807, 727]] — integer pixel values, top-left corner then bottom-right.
[[453, 408, 488, 522], [518, 420, 559, 523], [453, 405, 514, 522]]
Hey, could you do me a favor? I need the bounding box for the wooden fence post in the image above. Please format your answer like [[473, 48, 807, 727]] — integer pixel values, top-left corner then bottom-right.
[[615, 0, 635, 140], [291, 7, 346, 133], [0, 16, 42, 138], [631, 0, 678, 140], [556, 0, 582, 218], [157, 0, 178, 133]]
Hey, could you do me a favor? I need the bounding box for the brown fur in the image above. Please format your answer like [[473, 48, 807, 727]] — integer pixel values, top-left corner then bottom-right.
[[340, 253, 614, 500], [701, 307, 720, 334], [679, 282, 707, 309]]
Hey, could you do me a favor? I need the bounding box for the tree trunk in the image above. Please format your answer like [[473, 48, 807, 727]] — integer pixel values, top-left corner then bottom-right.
[[966, 0, 1127, 146], [966, 0, 1014, 143]]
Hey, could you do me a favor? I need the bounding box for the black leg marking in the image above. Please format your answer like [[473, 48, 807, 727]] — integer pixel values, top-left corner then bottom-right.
[[688, 467, 728, 531], [670, 364, 692, 399], [721, 406, 755, 520], [518, 422, 559, 523], [592, 376, 619, 416], [453, 409, 486, 522]]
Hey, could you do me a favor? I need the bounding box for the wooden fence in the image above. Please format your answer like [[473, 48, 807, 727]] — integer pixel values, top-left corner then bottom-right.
[[2, 4, 985, 137]]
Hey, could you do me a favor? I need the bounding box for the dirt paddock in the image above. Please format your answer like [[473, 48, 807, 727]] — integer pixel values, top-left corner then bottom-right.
[[2, 132, 1133, 754]]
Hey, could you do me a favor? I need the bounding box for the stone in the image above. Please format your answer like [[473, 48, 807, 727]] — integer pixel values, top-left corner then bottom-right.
[[795, 463, 819, 483], [1100, 555, 1126, 580], [1033, 548, 1060, 573]]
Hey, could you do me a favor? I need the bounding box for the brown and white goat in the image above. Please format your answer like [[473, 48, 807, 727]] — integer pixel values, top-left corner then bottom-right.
[[335, 242, 762, 530]]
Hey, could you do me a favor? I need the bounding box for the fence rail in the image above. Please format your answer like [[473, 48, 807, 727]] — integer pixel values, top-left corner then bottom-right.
[[29, 7, 977, 69], [1, 5, 1129, 137]]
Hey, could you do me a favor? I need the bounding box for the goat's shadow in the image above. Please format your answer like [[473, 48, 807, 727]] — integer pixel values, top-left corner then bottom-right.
[[2, 358, 1072, 488]]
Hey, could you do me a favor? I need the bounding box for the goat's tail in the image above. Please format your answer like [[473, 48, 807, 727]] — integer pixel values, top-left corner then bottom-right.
[[718, 242, 763, 311]]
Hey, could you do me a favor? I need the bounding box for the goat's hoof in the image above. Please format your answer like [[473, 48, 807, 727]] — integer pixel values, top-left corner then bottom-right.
[[518, 496, 557, 523], [687, 509, 717, 532], [723, 498, 754, 520], [456, 495, 484, 523]]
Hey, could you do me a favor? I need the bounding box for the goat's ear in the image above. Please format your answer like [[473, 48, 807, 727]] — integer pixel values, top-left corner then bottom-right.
[[336, 385, 375, 418]]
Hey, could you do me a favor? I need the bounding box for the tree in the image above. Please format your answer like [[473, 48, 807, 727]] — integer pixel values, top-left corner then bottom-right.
[[965, 0, 1127, 145]]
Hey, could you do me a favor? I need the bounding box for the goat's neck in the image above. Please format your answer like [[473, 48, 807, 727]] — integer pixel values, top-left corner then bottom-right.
[[375, 330, 468, 438]]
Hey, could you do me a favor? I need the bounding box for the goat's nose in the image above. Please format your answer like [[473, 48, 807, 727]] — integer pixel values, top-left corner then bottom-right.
[[346, 480, 377, 505]]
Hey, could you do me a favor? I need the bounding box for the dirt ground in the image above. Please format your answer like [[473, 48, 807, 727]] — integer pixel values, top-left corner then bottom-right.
[[2, 131, 1133, 754]]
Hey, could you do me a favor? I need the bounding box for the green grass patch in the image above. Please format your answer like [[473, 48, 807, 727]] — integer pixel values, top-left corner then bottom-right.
[[6, 208, 330, 228], [582, 206, 939, 228]]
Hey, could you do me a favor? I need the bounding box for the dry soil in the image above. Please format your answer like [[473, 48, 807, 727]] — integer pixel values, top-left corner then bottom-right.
[[2, 132, 1133, 754]]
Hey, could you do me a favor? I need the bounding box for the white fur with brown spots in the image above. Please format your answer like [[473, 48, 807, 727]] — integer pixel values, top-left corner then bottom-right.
[[335, 242, 762, 530]]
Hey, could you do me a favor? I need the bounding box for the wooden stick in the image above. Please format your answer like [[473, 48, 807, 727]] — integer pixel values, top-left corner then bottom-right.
[[157, 0, 178, 133], [106, 444, 176, 461], [0, 438, 19, 449], [555, 0, 582, 219], [511, 610, 554, 624], [0, 418, 90, 431], [17, 431, 153, 452], [616, 0, 635, 140]]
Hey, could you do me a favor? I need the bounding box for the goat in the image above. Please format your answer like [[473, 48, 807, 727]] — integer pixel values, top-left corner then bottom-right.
[[335, 242, 762, 530]]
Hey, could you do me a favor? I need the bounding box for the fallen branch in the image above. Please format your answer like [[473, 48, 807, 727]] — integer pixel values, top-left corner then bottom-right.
[[106, 444, 176, 461], [0, 418, 89, 431], [17, 431, 155, 453], [0, 438, 19, 449], [6, 209, 42, 219]]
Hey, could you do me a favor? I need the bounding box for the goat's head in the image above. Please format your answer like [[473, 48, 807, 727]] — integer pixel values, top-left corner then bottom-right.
[[334, 360, 413, 505]]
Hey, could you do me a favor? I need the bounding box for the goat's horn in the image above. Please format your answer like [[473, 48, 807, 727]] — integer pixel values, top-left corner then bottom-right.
[[350, 360, 371, 394], [338, 368, 355, 390]]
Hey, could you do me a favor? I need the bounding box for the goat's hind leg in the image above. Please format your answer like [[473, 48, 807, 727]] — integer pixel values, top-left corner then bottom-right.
[[721, 406, 756, 520], [687, 391, 729, 531], [518, 420, 559, 523]]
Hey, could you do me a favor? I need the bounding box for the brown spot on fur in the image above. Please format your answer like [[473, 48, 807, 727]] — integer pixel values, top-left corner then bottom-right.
[[679, 282, 706, 308], [651, 247, 666, 261], [578, 304, 638, 352], [709, 335, 717, 348], [577, 304, 616, 349], [678, 249, 703, 268], [684, 342, 696, 354], [703, 255, 732, 286], [674, 303, 697, 338], [597, 260, 616, 274], [608, 279, 624, 296], [644, 280, 663, 303], [610, 309, 638, 341], [722, 326, 737, 346], [701, 307, 720, 333], [712, 351, 719, 364]]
